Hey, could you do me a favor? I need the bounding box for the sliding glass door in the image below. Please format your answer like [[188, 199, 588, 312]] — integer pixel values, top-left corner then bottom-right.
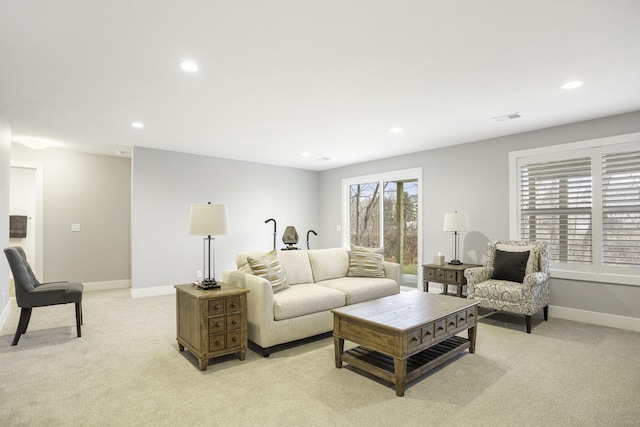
[[343, 169, 422, 287]]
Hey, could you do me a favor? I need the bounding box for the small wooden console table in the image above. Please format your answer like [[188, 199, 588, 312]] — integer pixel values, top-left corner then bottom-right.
[[332, 292, 479, 396], [174, 283, 249, 371], [422, 263, 481, 297]]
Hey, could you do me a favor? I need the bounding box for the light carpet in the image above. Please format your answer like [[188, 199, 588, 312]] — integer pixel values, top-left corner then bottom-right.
[[1, 289, 639, 426]]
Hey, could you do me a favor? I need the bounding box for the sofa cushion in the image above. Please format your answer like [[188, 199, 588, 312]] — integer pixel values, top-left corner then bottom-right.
[[318, 277, 399, 305], [236, 251, 268, 269], [347, 245, 385, 278], [308, 248, 350, 282], [273, 284, 345, 321], [277, 250, 314, 285], [491, 249, 530, 283], [247, 250, 289, 293]]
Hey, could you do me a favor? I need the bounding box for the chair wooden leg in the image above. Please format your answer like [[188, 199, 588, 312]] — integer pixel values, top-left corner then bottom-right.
[[543, 305, 549, 321], [75, 302, 82, 338], [525, 315, 532, 334], [12, 308, 32, 346]]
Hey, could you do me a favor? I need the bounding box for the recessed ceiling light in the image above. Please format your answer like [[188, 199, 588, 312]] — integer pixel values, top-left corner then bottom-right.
[[14, 137, 51, 149], [301, 152, 310, 157], [131, 122, 144, 128], [492, 112, 522, 122], [561, 81, 584, 90], [180, 61, 199, 72], [389, 127, 404, 133]]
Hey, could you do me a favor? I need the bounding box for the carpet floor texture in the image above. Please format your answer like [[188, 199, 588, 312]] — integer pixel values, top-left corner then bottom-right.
[[1, 288, 639, 426]]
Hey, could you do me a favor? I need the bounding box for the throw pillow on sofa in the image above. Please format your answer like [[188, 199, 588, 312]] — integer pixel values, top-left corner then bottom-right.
[[347, 245, 385, 278], [247, 250, 289, 293]]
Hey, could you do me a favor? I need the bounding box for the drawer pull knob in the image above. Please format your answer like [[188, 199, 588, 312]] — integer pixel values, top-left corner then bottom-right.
[[438, 326, 444, 331], [412, 336, 419, 341], [425, 331, 432, 336], [215, 340, 221, 346], [215, 322, 221, 328], [460, 317, 465, 322], [231, 302, 238, 308], [232, 320, 237, 325], [214, 305, 220, 310], [232, 337, 238, 342], [449, 322, 455, 327]]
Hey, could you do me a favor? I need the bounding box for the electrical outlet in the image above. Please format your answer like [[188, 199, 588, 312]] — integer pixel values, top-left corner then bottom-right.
[[196, 270, 202, 279]]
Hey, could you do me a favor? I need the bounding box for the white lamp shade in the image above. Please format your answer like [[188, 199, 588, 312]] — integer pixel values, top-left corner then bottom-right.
[[189, 204, 229, 236], [443, 211, 468, 232]]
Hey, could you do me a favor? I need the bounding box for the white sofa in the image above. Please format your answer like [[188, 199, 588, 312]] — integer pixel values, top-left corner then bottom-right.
[[222, 247, 400, 356]]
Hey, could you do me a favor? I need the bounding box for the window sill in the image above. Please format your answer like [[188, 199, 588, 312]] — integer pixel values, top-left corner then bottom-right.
[[551, 269, 640, 286]]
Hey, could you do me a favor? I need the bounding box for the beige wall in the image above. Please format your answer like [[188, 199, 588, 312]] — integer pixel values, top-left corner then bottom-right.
[[131, 147, 319, 291], [11, 145, 131, 283]]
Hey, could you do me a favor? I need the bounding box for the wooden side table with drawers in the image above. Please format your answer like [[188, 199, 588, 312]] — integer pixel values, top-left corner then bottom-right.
[[422, 263, 481, 297], [174, 282, 249, 371]]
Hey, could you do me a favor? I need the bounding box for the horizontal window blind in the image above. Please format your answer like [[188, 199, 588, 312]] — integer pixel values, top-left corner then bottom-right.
[[520, 157, 592, 264], [602, 151, 640, 267]]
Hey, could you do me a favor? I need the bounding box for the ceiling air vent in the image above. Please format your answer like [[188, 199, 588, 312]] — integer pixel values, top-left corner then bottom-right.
[[492, 112, 522, 122]]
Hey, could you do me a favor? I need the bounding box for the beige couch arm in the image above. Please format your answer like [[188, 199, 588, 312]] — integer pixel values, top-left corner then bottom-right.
[[383, 261, 401, 285], [222, 270, 275, 327]]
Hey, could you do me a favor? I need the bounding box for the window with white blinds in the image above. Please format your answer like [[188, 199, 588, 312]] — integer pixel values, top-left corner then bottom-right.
[[520, 157, 592, 264], [602, 152, 640, 267], [510, 133, 640, 284]]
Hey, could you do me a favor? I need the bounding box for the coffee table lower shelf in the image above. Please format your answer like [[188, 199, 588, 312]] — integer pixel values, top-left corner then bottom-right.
[[342, 336, 470, 390]]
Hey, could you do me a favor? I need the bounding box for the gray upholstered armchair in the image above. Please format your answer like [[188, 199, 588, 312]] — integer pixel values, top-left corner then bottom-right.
[[4, 246, 84, 345], [464, 240, 550, 333]]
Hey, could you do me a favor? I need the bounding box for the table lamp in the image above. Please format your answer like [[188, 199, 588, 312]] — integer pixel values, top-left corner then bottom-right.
[[443, 211, 468, 265], [190, 203, 229, 289]]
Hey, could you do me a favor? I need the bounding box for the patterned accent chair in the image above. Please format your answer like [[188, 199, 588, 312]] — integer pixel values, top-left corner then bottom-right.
[[464, 240, 550, 333]]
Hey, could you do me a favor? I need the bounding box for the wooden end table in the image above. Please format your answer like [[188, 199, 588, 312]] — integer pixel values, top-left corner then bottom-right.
[[174, 282, 249, 371], [332, 292, 479, 397], [422, 263, 481, 297]]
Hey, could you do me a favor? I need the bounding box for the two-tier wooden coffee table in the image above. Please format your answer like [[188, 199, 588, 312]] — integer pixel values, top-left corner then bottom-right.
[[332, 292, 479, 396]]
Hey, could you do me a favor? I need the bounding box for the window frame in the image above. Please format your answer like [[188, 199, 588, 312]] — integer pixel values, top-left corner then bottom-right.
[[509, 132, 640, 286], [342, 167, 423, 283]]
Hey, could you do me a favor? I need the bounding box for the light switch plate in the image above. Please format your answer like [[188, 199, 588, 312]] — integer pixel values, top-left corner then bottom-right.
[[71, 223, 81, 232]]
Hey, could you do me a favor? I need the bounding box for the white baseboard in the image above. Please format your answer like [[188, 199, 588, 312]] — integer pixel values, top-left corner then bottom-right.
[[130, 285, 175, 298], [0, 300, 11, 337], [549, 305, 640, 333], [84, 279, 131, 292]]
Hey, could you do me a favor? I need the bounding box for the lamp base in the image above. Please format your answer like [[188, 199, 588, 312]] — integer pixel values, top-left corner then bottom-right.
[[448, 259, 463, 265], [197, 279, 221, 290]]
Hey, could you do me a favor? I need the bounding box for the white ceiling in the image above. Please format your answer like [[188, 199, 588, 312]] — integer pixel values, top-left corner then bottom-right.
[[2, 1, 640, 171]]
